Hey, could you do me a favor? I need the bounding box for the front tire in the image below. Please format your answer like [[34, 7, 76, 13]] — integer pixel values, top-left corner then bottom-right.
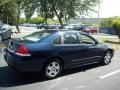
[[102, 51, 112, 65], [43, 59, 62, 79]]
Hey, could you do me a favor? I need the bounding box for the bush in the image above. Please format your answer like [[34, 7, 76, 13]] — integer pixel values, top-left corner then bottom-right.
[[112, 19, 120, 43], [27, 17, 44, 24], [101, 17, 120, 42], [100, 17, 114, 28], [19, 18, 26, 24], [19, 17, 60, 25]]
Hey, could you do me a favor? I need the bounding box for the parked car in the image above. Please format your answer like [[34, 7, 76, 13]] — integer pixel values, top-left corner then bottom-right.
[[63, 25, 74, 29], [72, 24, 88, 31], [22, 23, 37, 27], [4, 30, 114, 79], [82, 26, 98, 33], [44, 24, 61, 29], [37, 24, 47, 29], [0, 23, 12, 43], [63, 24, 88, 31]]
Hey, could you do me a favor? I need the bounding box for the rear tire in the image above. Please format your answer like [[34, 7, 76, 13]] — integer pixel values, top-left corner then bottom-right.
[[101, 51, 112, 65], [43, 59, 62, 80]]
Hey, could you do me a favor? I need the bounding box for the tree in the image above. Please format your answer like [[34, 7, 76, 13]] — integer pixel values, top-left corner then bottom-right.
[[24, 0, 38, 22], [0, 0, 17, 25], [37, 0, 54, 24], [112, 19, 120, 43], [101, 17, 120, 42], [15, 0, 26, 33], [100, 17, 114, 28], [36, 0, 98, 27]]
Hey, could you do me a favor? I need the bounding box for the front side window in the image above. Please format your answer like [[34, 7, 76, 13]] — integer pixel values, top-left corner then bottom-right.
[[64, 33, 80, 44], [80, 34, 96, 44], [53, 36, 61, 44]]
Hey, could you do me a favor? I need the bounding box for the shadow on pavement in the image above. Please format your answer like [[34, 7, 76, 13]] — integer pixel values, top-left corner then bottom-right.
[[0, 66, 45, 87], [0, 63, 101, 87]]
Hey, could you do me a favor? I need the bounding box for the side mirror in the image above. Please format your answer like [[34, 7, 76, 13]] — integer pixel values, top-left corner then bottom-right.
[[95, 41, 99, 45]]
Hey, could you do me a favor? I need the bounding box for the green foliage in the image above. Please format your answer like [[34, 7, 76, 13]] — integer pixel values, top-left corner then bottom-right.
[[0, 0, 17, 25], [19, 17, 59, 24], [24, 0, 38, 22], [37, 0, 99, 26], [0, 0, 99, 27], [101, 17, 120, 42], [100, 17, 114, 28], [27, 17, 44, 24], [112, 19, 120, 42], [19, 18, 26, 24]]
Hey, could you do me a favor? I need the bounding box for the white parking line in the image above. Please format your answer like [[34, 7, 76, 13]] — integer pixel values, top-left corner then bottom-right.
[[99, 69, 120, 79], [76, 85, 86, 89]]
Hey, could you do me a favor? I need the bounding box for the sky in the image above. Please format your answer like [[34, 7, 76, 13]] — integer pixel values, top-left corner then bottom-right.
[[21, 0, 120, 18], [91, 0, 120, 18]]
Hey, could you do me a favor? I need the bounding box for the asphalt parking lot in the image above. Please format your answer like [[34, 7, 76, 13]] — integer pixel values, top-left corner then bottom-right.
[[0, 49, 120, 90]]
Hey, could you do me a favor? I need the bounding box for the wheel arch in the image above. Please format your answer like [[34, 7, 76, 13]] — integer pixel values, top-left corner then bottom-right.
[[43, 56, 64, 69], [105, 48, 114, 57]]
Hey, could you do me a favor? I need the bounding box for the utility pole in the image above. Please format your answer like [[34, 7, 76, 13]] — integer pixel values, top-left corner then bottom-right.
[[97, 0, 100, 33]]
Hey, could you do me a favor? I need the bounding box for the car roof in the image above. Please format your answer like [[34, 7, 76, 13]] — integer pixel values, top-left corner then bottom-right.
[[43, 29, 87, 34]]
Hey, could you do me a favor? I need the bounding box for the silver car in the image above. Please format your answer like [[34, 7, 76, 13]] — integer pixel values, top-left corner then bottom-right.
[[0, 23, 12, 43]]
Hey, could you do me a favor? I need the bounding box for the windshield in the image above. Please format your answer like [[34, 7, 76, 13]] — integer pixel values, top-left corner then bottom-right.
[[23, 31, 53, 42]]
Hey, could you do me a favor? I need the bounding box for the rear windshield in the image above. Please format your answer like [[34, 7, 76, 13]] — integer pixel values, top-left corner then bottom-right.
[[22, 31, 54, 42]]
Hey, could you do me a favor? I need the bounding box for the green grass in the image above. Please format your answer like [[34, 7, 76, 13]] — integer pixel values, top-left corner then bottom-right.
[[99, 37, 120, 50], [0, 44, 6, 48]]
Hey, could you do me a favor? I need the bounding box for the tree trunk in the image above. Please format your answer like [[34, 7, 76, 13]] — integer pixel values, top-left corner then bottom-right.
[[42, 13, 48, 24], [16, 17, 20, 33], [16, 6, 20, 33], [54, 10, 63, 29], [58, 16, 63, 29]]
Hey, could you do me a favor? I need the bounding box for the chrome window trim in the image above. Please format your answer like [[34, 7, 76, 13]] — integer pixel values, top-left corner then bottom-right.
[[53, 32, 83, 46]]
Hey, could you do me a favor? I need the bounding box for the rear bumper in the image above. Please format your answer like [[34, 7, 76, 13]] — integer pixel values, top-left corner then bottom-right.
[[4, 51, 45, 72]]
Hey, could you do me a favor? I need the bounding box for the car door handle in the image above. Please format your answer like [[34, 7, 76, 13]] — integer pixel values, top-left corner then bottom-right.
[[61, 48, 71, 51], [84, 46, 89, 52]]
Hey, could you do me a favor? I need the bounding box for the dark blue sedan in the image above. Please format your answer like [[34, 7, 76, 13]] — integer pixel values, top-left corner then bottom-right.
[[4, 30, 114, 79]]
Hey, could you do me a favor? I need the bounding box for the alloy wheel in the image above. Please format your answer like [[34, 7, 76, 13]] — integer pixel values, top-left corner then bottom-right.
[[104, 52, 111, 65], [46, 61, 61, 78]]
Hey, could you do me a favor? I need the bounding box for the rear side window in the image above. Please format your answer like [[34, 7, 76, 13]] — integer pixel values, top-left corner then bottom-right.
[[64, 33, 80, 44]]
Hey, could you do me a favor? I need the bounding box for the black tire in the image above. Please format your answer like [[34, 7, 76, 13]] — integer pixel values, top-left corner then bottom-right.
[[42, 59, 62, 80], [101, 51, 112, 65]]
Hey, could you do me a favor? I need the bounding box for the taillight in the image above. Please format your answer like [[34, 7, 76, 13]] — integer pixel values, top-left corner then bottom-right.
[[16, 44, 31, 56]]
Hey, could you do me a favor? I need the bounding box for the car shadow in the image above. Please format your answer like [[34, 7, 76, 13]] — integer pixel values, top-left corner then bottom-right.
[[0, 63, 102, 87]]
